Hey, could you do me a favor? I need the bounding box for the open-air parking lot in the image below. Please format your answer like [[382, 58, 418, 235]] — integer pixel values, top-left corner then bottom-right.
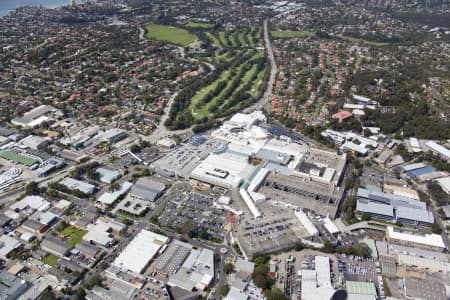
[[237, 207, 309, 258], [337, 254, 380, 287], [158, 192, 226, 241]]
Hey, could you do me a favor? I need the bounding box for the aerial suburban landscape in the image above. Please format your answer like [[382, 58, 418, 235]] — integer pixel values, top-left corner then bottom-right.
[[0, 0, 449, 299]]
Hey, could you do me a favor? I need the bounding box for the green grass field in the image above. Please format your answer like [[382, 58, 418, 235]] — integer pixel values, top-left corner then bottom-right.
[[60, 225, 87, 247], [185, 22, 214, 29], [250, 66, 267, 97], [167, 26, 267, 128], [43, 253, 59, 266], [206, 32, 221, 47], [271, 30, 314, 38], [146, 24, 197, 46], [0, 151, 38, 166], [337, 34, 390, 47]]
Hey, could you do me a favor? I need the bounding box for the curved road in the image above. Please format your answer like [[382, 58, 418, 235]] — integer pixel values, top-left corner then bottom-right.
[[147, 92, 193, 143], [245, 19, 277, 113]]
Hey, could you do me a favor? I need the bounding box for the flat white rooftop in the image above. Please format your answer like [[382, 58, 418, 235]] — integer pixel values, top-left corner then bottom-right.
[[387, 226, 445, 249], [113, 230, 168, 274], [191, 152, 255, 188]]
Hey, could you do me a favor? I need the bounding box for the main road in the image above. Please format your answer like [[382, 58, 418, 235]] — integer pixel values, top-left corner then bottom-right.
[[245, 19, 277, 113]]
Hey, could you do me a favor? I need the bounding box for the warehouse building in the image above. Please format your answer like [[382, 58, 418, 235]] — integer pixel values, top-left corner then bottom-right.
[[96, 167, 121, 184], [60, 177, 96, 195], [113, 230, 168, 274], [168, 248, 215, 291], [128, 178, 166, 202], [425, 141, 450, 160], [0, 270, 30, 300], [11, 105, 62, 128], [386, 226, 445, 252], [19, 135, 49, 150], [96, 181, 133, 208], [41, 235, 71, 257], [101, 128, 128, 144], [150, 240, 193, 277], [345, 281, 377, 300], [301, 256, 335, 300], [0, 235, 22, 259], [436, 176, 450, 195], [355, 188, 434, 227], [83, 218, 125, 247]]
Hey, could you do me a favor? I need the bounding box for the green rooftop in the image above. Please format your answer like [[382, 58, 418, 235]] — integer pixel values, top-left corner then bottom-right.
[[346, 281, 377, 296]]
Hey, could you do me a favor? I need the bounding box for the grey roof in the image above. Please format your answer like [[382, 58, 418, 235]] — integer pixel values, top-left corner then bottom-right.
[[0, 214, 12, 227], [23, 105, 57, 120], [0, 127, 14, 137], [169, 286, 198, 300], [356, 200, 394, 217], [358, 188, 425, 210], [60, 177, 96, 195], [235, 258, 255, 274], [22, 219, 42, 232], [41, 236, 71, 256], [130, 178, 165, 202], [153, 240, 192, 274], [255, 149, 291, 165], [396, 206, 434, 224], [0, 270, 30, 300], [75, 241, 102, 258], [96, 167, 121, 184], [442, 206, 450, 219]]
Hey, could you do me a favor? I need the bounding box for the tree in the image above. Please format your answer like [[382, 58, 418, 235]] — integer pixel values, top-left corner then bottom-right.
[[130, 144, 141, 153], [431, 222, 442, 234], [219, 284, 230, 297], [76, 288, 86, 300], [223, 263, 233, 274], [25, 181, 40, 195], [362, 213, 371, 221], [122, 218, 133, 226], [266, 287, 286, 300]]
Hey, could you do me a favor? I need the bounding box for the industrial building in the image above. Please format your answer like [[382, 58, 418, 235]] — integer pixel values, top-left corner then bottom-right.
[[151, 240, 193, 276], [11, 105, 62, 128], [83, 218, 125, 247], [356, 188, 434, 227], [386, 226, 445, 252], [19, 135, 49, 150], [128, 178, 166, 202], [60, 177, 96, 195], [100, 128, 128, 144], [96, 181, 133, 207], [41, 235, 71, 257], [436, 176, 450, 195], [301, 256, 335, 300], [425, 141, 450, 160], [113, 230, 168, 274], [96, 167, 121, 184], [0, 270, 30, 300], [346, 281, 377, 300], [168, 248, 215, 291], [0, 235, 22, 259]]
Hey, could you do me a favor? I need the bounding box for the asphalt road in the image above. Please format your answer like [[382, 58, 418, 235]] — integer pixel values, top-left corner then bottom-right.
[[245, 19, 277, 113]]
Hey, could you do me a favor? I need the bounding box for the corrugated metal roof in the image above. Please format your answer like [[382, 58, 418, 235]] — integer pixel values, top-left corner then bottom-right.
[[356, 200, 394, 217]]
